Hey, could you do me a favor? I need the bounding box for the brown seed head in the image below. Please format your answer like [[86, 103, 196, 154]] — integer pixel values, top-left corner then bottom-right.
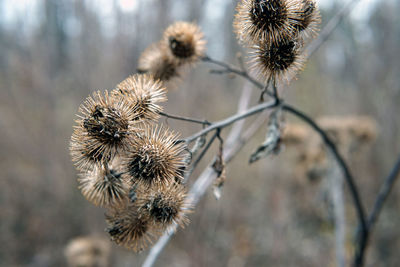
[[136, 183, 191, 229], [70, 91, 140, 171], [251, 37, 304, 82], [137, 42, 180, 82], [114, 74, 167, 123], [163, 21, 206, 65], [233, 0, 300, 46], [105, 205, 159, 252], [121, 126, 187, 188], [78, 161, 130, 208], [293, 0, 321, 38], [64, 236, 111, 267]]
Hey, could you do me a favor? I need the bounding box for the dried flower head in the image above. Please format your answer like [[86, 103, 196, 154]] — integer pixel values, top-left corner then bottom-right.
[[136, 183, 191, 229], [105, 206, 159, 252], [64, 236, 111, 267], [163, 21, 206, 65], [233, 0, 300, 46], [70, 91, 139, 170], [78, 161, 130, 207], [251, 38, 304, 82], [122, 126, 187, 188], [293, 0, 320, 37], [137, 42, 180, 82], [114, 74, 167, 122]]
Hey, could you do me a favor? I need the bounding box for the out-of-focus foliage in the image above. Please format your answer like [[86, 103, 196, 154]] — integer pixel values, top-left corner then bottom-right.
[[1, 0, 400, 266]]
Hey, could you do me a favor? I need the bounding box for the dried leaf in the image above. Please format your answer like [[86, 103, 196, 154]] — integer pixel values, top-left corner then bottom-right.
[[249, 110, 282, 163]]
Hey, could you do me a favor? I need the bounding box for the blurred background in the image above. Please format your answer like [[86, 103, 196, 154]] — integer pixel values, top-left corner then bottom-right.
[[1, 0, 400, 266]]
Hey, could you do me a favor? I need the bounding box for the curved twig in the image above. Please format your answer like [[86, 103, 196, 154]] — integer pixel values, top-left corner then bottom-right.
[[282, 104, 368, 267]]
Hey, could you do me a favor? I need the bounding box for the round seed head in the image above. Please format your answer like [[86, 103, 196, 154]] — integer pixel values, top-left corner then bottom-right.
[[293, 0, 321, 38], [114, 74, 167, 123], [163, 21, 206, 65], [78, 161, 130, 208], [250, 38, 304, 82], [70, 91, 140, 171], [137, 42, 180, 82], [136, 183, 191, 229], [233, 0, 300, 46], [122, 126, 187, 188], [105, 205, 159, 252]]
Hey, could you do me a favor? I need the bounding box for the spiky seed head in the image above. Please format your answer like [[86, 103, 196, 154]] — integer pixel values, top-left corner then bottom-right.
[[121, 125, 187, 188], [250, 37, 304, 82], [163, 21, 206, 65], [70, 91, 140, 171], [78, 160, 130, 208], [233, 0, 301, 46], [105, 206, 159, 252], [293, 0, 321, 37], [136, 183, 191, 229], [137, 42, 180, 82], [113, 74, 167, 123]]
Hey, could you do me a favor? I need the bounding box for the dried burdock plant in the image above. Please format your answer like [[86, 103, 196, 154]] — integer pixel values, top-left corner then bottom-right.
[[70, 91, 140, 171], [78, 159, 130, 208], [114, 74, 167, 123], [136, 183, 191, 229], [137, 42, 180, 82], [69, 3, 400, 267], [233, 0, 301, 46], [250, 38, 304, 82], [105, 205, 160, 252], [163, 21, 206, 65], [121, 126, 187, 188]]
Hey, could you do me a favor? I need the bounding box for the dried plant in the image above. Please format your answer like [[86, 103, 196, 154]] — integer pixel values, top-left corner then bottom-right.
[[233, 0, 301, 46], [70, 91, 140, 171], [137, 42, 180, 82], [105, 204, 160, 252], [113, 74, 167, 123], [67, 5, 400, 267], [163, 21, 206, 65], [121, 125, 187, 188], [64, 236, 111, 267], [136, 183, 191, 229]]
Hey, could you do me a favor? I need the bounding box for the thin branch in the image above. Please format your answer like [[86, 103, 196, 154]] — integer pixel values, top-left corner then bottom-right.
[[185, 131, 219, 181], [202, 55, 267, 91], [159, 111, 211, 125], [184, 100, 277, 143], [282, 104, 368, 267]]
